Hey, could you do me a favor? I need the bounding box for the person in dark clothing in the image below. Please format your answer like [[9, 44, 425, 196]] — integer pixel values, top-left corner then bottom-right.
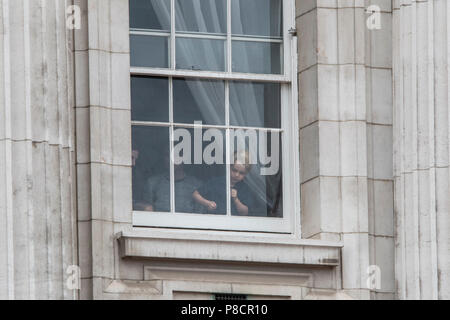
[[193, 151, 253, 216], [139, 148, 201, 213], [143, 164, 201, 213], [132, 149, 150, 211]]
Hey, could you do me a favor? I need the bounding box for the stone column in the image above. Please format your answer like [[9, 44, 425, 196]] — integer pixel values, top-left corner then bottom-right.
[[0, 0, 78, 299], [296, 0, 394, 299], [73, 0, 132, 299], [393, 0, 450, 300]]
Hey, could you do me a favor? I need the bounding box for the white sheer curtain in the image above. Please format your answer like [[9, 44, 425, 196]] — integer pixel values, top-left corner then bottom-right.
[[230, 0, 282, 215], [176, 0, 224, 33], [231, 0, 282, 74], [148, 0, 170, 30], [184, 80, 224, 125], [147, 0, 282, 216], [229, 82, 262, 127], [175, 0, 227, 125], [231, 0, 282, 36], [175, 0, 225, 72]]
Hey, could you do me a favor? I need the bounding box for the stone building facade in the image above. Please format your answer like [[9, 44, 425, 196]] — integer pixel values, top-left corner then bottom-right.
[[0, 0, 448, 300]]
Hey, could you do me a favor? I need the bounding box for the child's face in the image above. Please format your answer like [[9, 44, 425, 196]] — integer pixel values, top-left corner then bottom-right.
[[230, 164, 248, 185]]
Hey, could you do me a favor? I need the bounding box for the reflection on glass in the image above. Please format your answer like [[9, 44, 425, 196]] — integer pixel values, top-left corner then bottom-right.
[[232, 41, 282, 74], [131, 76, 169, 122], [176, 38, 225, 71], [130, 35, 169, 68], [132, 126, 170, 212], [231, 0, 282, 37], [173, 78, 225, 125], [173, 128, 227, 215], [176, 0, 226, 34], [229, 131, 283, 217], [230, 82, 281, 128], [130, 0, 171, 30]]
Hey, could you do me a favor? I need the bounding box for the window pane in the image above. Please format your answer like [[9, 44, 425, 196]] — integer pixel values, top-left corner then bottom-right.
[[176, 0, 226, 34], [132, 126, 171, 212], [130, 35, 169, 68], [232, 41, 282, 74], [231, 0, 282, 37], [230, 131, 282, 217], [130, 0, 171, 31], [173, 78, 225, 126], [173, 128, 227, 215], [131, 76, 169, 122], [176, 38, 225, 71], [230, 82, 281, 128]]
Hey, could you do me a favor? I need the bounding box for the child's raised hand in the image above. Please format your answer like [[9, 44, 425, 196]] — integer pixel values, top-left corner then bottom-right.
[[207, 201, 217, 211], [231, 188, 238, 199]]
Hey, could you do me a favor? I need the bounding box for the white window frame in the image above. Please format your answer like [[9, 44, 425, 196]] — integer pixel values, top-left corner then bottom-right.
[[130, 0, 299, 234]]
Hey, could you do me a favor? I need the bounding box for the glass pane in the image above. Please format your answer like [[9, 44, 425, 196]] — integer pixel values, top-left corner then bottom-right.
[[232, 41, 282, 74], [130, 35, 169, 68], [132, 126, 171, 212], [176, 0, 226, 34], [231, 0, 282, 37], [176, 38, 225, 71], [130, 0, 171, 31], [230, 82, 281, 128], [172, 128, 226, 215], [173, 78, 225, 126], [131, 76, 169, 122], [229, 130, 283, 217]]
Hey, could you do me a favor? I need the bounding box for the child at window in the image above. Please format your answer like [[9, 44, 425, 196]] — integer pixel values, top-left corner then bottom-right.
[[193, 151, 253, 216]]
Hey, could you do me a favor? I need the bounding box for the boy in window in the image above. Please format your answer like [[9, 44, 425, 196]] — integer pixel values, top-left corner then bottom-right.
[[193, 151, 253, 216]]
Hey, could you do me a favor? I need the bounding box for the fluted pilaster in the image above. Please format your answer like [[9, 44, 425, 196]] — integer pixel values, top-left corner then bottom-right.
[[297, 0, 394, 299], [393, 0, 450, 300], [0, 0, 77, 299]]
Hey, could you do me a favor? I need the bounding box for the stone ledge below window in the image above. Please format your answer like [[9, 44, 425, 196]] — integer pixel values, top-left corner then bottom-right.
[[116, 230, 343, 267]]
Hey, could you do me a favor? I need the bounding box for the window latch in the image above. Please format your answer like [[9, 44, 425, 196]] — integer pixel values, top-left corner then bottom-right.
[[288, 27, 297, 37]]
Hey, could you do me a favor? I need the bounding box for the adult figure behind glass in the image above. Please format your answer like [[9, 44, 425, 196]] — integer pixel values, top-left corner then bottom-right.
[[132, 149, 151, 211], [142, 150, 201, 213]]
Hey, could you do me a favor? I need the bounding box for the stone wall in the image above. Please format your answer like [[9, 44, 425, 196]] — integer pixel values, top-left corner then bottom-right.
[[296, 0, 395, 299], [1, 0, 448, 300], [393, 0, 450, 300], [73, 0, 133, 299], [74, 0, 345, 300], [0, 0, 78, 299]]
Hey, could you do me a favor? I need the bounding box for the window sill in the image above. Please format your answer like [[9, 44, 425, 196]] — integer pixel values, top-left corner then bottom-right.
[[116, 229, 343, 267]]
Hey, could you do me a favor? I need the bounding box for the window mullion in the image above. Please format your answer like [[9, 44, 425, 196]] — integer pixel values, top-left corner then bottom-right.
[[226, 0, 232, 216], [225, 82, 231, 217], [170, 0, 176, 69], [169, 78, 175, 214], [130, 29, 170, 37], [131, 121, 284, 132], [131, 67, 291, 83], [175, 33, 227, 40], [283, 0, 290, 79], [169, 0, 175, 213], [230, 36, 283, 43], [226, 0, 232, 73]]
